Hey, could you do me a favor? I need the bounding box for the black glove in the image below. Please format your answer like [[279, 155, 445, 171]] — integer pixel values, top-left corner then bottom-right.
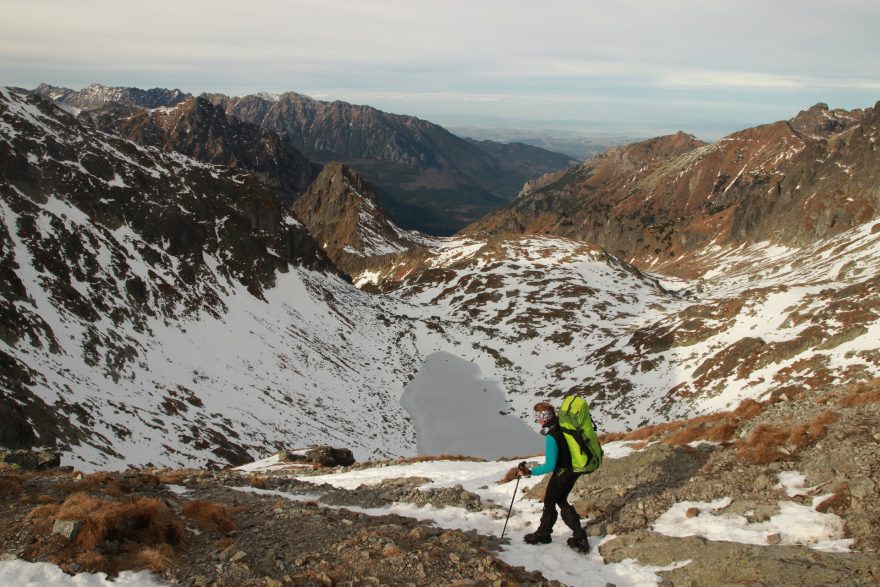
[[517, 461, 531, 477]]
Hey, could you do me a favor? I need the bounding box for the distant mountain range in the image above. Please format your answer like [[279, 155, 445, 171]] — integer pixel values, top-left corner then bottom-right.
[[35, 84, 576, 235]]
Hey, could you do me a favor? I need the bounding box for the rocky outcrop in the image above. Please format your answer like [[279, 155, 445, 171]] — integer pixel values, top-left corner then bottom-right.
[[464, 103, 880, 275], [38, 91, 320, 206], [0, 448, 61, 470], [0, 88, 338, 461], [35, 83, 189, 111], [291, 162, 427, 276]]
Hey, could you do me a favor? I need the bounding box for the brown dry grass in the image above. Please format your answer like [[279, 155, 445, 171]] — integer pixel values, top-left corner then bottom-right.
[[181, 500, 237, 533], [24, 502, 62, 533], [601, 397, 771, 446], [496, 467, 520, 484], [0, 474, 23, 497], [837, 390, 880, 407], [736, 410, 839, 464], [74, 550, 107, 572], [49, 492, 185, 549], [816, 483, 849, 513], [389, 454, 488, 465], [248, 474, 268, 489], [121, 544, 175, 572]]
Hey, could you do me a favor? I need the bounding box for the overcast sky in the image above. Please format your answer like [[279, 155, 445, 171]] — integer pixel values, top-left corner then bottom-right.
[[2, 0, 878, 139]]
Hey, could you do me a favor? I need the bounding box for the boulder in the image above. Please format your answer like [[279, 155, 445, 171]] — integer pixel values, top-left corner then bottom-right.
[[52, 520, 82, 541], [0, 449, 61, 470], [306, 446, 355, 467]]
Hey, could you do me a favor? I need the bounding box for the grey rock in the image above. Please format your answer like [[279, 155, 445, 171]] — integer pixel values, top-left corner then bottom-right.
[[52, 519, 82, 541], [753, 475, 770, 491], [849, 477, 876, 500]]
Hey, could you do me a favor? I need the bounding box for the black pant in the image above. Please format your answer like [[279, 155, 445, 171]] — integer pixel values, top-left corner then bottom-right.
[[537, 469, 584, 537]]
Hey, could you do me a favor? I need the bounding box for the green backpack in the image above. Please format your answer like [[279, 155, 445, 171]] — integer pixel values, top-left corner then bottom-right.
[[558, 394, 603, 474]]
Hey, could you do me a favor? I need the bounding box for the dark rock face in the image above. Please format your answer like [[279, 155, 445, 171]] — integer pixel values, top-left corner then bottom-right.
[[0, 448, 61, 470], [465, 103, 880, 274], [305, 445, 355, 467], [292, 162, 424, 277], [35, 87, 320, 206], [0, 87, 336, 461], [204, 92, 569, 234]]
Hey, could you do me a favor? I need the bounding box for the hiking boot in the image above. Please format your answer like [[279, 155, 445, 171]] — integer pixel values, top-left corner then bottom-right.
[[523, 531, 552, 545], [567, 535, 590, 553]]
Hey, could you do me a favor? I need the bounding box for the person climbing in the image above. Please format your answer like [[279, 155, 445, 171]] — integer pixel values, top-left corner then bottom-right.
[[517, 401, 590, 553]]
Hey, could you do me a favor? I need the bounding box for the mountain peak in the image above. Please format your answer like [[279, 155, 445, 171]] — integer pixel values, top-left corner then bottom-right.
[[292, 162, 426, 276]]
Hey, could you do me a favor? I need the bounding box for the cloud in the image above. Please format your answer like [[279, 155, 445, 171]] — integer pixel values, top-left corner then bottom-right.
[[1, 0, 877, 134]]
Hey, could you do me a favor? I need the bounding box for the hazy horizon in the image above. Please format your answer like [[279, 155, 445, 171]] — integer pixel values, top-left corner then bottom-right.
[[3, 0, 878, 141]]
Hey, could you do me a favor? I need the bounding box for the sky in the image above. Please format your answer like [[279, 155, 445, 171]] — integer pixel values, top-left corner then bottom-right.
[[2, 0, 879, 139]]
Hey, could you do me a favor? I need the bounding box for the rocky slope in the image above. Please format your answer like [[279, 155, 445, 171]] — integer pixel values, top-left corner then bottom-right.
[[35, 86, 319, 205], [0, 87, 423, 469], [465, 103, 880, 275], [291, 162, 431, 277]]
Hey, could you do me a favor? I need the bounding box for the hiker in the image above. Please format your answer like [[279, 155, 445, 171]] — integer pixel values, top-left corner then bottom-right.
[[516, 401, 590, 552]]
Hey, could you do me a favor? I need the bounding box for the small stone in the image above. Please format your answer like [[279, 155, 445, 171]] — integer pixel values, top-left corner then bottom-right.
[[416, 562, 427, 578], [219, 544, 238, 561], [587, 523, 606, 537], [873, 433, 880, 443], [1, 553, 17, 562], [766, 533, 782, 545], [449, 553, 461, 563], [753, 505, 776, 523], [52, 520, 82, 541], [606, 523, 618, 534], [229, 550, 247, 563], [192, 576, 210, 587], [685, 507, 700, 518], [265, 578, 282, 587], [382, 543, 402, 557], [753, 475, 770, 491]]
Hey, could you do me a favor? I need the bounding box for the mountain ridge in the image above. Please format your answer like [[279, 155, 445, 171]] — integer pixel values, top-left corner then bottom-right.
[[34, 83, 576, 235], [463, 102, 880, 276]]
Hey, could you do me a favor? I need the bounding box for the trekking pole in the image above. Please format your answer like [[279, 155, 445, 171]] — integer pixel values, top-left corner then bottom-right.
[[500, 475, 521, 539]]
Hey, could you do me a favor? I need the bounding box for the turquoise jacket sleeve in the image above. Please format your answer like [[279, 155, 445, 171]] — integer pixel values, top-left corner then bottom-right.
[[530, 433, 558, 476]]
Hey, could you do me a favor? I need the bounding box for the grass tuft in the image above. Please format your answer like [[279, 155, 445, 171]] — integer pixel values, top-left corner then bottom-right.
[[181, 500, 237, 533], [53, 492, 185, 549], [0, 474, 23, 497]]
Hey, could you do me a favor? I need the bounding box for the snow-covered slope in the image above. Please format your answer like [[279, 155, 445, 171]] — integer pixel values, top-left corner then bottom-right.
[[0, 87, 423, 468]]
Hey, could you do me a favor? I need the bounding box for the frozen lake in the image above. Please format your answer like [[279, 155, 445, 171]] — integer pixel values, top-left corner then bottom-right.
[[401, 351, 541, 459]]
